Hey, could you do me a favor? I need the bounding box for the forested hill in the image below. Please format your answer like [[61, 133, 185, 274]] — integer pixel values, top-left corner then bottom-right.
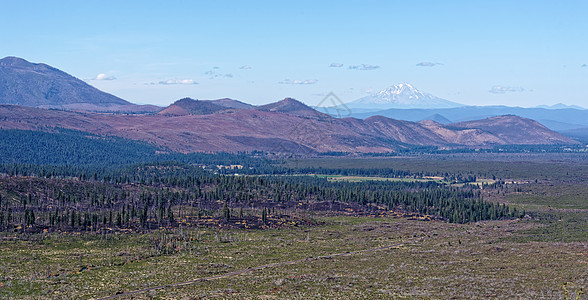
[[0, 129, 275, 174], [0, 129, 160, 166]]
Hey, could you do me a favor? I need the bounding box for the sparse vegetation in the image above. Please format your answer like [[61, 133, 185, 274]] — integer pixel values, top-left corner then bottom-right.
[[0, 153, 585, 299]]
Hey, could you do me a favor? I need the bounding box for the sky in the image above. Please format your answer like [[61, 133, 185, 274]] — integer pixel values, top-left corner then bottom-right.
[[1, 0, 587, 108]]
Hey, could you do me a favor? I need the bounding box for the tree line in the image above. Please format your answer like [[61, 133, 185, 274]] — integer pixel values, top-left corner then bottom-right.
[[0, 165, 522, 233]]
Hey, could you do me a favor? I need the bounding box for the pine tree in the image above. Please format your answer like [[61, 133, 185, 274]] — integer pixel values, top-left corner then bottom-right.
[[223, 203, 230, 222], [261, 207, 268, 224], [167, 206, 175, 225]]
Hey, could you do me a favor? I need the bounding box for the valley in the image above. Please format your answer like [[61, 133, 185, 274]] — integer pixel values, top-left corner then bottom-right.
[[3, 1, 588, 298], [0, 155, 586, 299], [0, 57, 586, 299]]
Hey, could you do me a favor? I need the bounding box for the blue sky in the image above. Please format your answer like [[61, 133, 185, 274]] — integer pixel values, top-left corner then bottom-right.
[[1, 1, 587, 107]]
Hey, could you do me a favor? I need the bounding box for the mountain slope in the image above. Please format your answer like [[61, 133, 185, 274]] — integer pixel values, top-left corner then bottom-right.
[[0, 102, 577, 154], [448, 115, 576, 144], [560, 127, 588, 143], [422, 114, 452, 124], [207, 98, 255, 109], [350, 106, 588, 132], [158, 98, 229, 116], [257, 97, 330, 118], [0, 56, 159, 113], [0, 128, 162, 166]]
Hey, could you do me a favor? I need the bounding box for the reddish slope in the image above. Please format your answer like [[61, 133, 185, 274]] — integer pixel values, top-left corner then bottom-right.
[[0, 103, 577, 154], [363, 116, 447, 145], [257, 98, 331, 119], [207, 98, 255, 109], [448, 115, 577, 145]]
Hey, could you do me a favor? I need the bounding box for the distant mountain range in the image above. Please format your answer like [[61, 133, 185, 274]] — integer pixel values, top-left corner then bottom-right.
[[0, 56, 159, 113], [319, 83, 588, 140], [0, 98, 577, 154], [535, 103, 585, 110], [348, 105, 588, 132], [0, 57, 581, 153]]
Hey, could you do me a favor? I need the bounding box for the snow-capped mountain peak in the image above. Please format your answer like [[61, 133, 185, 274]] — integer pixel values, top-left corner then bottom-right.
[[350, 83, 464, 109], [373, 83, 429, 102]]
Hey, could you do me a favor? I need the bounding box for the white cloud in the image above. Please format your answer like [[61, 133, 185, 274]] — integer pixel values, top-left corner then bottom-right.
[[416, 62, 442, 67], [157, 79, 198, 85], [279, 79, 318, 85], [206, 69, 233, 79], [329, 63, 343, 67], [489, 85, 525, 94], [93, 73, 116, 80], [349, 64, 379, 70], [240, 65, 252, 69]]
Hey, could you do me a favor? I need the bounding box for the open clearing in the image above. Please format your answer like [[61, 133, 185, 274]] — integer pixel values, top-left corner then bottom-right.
[[0, 214, 586, 299], [322, 174, 497, 187]]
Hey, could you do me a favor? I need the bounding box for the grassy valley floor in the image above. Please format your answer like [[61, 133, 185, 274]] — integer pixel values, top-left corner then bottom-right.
[[0, 214, 586, 299]]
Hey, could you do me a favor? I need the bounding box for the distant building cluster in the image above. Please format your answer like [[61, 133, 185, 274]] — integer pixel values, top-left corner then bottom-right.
[[216, 164, 244, 170]]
